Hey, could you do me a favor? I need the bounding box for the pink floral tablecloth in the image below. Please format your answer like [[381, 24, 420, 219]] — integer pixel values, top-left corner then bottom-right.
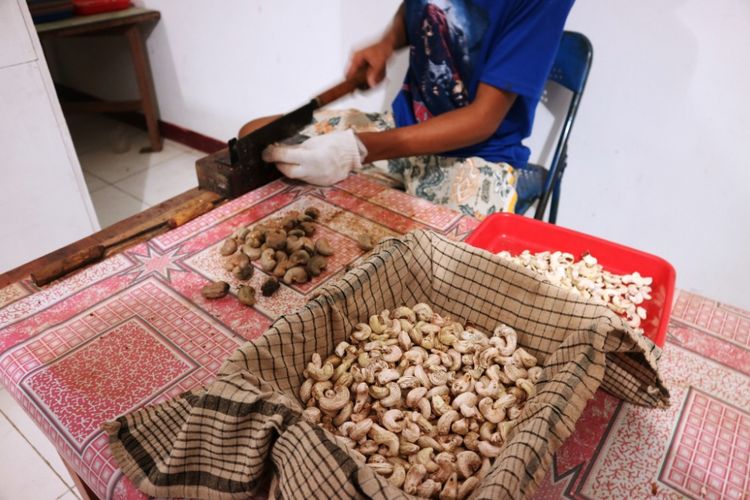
[[0, 175, 748, 499]]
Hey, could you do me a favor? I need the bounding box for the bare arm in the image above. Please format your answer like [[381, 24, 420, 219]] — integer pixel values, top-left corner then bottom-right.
[[359, 83, 517, 162], [346, 3, 407, 87]]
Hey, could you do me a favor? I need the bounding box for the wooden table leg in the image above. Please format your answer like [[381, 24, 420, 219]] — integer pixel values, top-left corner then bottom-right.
[[60, 452, 100, 500], [125, 24, 162, 153]]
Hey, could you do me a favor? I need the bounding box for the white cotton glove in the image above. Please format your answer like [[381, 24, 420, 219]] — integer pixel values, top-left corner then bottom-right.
[[262, 129, 368, 186]]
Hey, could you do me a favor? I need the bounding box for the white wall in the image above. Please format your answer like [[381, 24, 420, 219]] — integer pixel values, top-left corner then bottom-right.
[[47, 0, 403, 139], [536, 1, 750, 309], [0, 0, 98, 273], [47, 0, 750, 309]]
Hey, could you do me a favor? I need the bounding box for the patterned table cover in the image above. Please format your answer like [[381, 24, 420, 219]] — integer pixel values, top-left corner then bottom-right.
[[0, 175, 748, 499]]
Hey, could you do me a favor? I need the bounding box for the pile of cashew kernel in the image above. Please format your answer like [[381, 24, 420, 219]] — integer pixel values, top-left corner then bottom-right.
[[299, 303, 540, 499], [496, 250, 653, 333]]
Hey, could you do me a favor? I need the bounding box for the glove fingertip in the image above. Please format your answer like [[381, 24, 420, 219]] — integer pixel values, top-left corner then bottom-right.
[[261, 146, 277, 163]]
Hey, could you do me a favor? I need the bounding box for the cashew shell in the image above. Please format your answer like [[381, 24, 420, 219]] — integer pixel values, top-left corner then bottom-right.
[[261, 277, 280, 296], [306, 255, 328, 277], [237, 285, 256, 306], [315, 238, 334, 256], [219, 238, 238, 256], [304, 206, 320, 220], [357, 233, 375, 251], [201, 281, 229, 299], [283, 266, 309, 285], [266, 229, 287, 250], [233, 264, 253, 281]]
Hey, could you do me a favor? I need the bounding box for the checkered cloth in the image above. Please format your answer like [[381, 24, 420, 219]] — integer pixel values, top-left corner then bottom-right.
[[105, 230, 669, 499]]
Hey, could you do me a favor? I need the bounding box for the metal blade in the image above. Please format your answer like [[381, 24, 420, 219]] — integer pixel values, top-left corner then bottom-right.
[[229, 99, 317, 167]]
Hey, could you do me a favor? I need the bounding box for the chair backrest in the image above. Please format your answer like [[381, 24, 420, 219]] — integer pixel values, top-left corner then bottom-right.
[[547, 32, 593, 94], [533, 31, 593, 221]]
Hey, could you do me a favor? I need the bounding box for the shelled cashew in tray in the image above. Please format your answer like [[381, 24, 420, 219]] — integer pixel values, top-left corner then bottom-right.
[[300, 303, 539, 499], [497, 250, 653, 334]]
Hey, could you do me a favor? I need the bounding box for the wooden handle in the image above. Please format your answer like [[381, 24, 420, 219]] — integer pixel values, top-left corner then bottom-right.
[[31, 245, 105, 287], [314, 68, 369, 108]]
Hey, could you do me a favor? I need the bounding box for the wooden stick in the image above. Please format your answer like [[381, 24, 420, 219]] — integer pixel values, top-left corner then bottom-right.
[[168, 199, 214, 228], [31, 245, 105, 286], [29, 196, 217, 287]]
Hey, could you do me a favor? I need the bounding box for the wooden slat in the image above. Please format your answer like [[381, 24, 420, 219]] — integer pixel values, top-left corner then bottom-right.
[[0, 188, 223, 288], [36, 9, 160, 37]]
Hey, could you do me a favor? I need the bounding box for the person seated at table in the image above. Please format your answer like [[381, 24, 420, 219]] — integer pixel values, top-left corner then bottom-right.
[[240, 0, 573, 218]]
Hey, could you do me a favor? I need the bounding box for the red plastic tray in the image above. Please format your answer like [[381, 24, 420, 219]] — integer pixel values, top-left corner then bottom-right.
[[465, 213, 675, 347], [74, 0, 130, 16]]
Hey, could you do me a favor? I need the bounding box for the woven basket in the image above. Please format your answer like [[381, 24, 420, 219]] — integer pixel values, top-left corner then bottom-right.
[[107, 230, 669, 499]]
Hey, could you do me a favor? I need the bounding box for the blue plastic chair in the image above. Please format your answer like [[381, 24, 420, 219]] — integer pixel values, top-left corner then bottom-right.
[[514, 31, 593, 223]]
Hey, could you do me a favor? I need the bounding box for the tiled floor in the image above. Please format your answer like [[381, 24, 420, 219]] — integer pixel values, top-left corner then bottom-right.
[[0, 114, 204, 499], [66, 114, 204, 228], [0, 388, 79, 499]]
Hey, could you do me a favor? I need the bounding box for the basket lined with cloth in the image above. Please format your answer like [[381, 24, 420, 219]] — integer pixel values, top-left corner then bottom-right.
[[105, 230, 669, 499]]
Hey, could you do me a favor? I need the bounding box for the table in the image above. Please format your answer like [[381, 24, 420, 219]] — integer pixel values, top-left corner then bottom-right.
[[36, 7, 163, 152], [1, 175, 748, 499]]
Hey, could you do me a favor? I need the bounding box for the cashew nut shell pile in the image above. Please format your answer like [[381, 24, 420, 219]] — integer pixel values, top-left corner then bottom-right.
[[497, 250, 653, 334], [299, 303, 539, 499], [204, 207, 334, 303]]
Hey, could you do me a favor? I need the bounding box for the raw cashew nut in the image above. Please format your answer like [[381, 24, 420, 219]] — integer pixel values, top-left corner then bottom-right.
[[382, 345, 403, 363], [516, 377, 536, 399], [307, 353, 334, 382], [380, 382, 402, 408], [437, 410, 461, 435], [404, 464, 427, 495], [504, 361, 527, 382], [407, 387, 428, 408], [417, 479, 442, 498], [451, 373, 475, 395], [456, 450, 482, 479], [303, 407, 321, 424], [299, 378, 313, 403], [319, 386, 350, 412], [368, 462, 394, 476], [402, 421, 421, 443], [389, 464, 406, 488], [477, 440, 503, 458], [400, 440, 420, 456], [436, 434, 463, 453], [475, 377, 501, 398], [349, 418, 373, 441], [493, 324, 517, 356], [415, 447, 439, 473], [369, 313, 387, 334], [382, 409, 405, 433], [451, 392, 478, 411], [479, 397, 506, 424], [528, 366, 543, 383], [370, 423, 399, 456], [432, 394, 452, 417], [413, 303, 434, 321], [377, 368, 400, 385], [351, 382, 369, 412], [440, 472, 459, 500], [311, 381, 332, 401], [352, 323, 372, 342], [512, 347, 537, 368], [458, 477, 479, 500], [393, 306, 417, 323], [333, 401, 353, 426]]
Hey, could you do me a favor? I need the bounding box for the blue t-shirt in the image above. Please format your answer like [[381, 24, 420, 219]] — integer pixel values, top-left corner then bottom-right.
[[391, 0, 574, 168]]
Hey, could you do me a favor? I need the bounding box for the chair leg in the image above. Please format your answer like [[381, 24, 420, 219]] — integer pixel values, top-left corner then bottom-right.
[[548, 178, 562, 224]]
